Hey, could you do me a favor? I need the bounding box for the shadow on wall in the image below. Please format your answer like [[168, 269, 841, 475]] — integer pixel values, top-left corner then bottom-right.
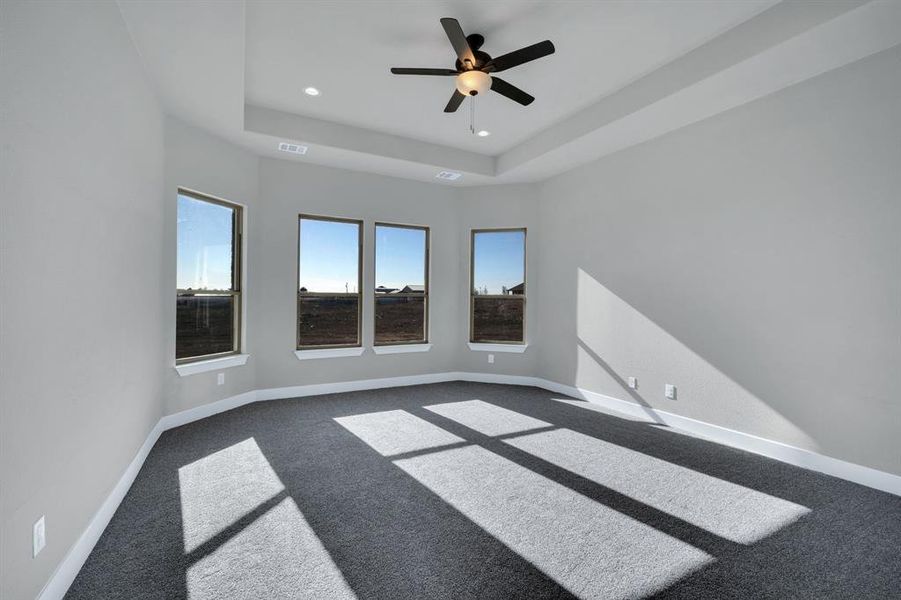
[[63, 383, 901, 599], [569, 267, 819, 451], [575, 339, 667, 426]]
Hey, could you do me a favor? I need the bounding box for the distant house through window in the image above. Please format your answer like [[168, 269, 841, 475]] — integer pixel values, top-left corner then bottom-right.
[[471, 228, 526, 343], [176, 190, 242, 361], [297, 215, 363, 349], [375, 223, 429, 345]]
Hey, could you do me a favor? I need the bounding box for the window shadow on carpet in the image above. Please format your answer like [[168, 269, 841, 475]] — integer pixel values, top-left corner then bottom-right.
[[65, 382, 901, 600]]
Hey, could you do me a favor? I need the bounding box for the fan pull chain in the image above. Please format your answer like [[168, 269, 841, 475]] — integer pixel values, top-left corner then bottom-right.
[[470, 95, 475, 134]]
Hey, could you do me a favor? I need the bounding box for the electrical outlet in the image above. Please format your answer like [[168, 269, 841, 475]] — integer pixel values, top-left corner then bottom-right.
[[627, 377, 638, 390], [488, 354, 495, 364], [217, 373, 225, 386], [665, 384, 677, 400], [33, 516, 45, 557]]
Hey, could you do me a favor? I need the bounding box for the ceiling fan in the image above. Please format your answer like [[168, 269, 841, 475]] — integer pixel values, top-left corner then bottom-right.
[[390, 17, 555, 113]]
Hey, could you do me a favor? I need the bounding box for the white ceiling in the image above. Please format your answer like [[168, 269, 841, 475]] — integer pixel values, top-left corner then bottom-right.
[[244, 0, 774, 156], [117, 0, 901, 186]]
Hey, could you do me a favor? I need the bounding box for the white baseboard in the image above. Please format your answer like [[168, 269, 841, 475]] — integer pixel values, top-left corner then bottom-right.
[[544, 379, 901, 498], [37, 420, 165, 600], [39, 371, 901, 600], [160, 390, 259, 431], [255, 371, 460, 402]]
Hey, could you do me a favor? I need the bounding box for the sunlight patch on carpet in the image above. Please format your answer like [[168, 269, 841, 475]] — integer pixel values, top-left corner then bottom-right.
[[335, 409, 464, 456], [186, 497, 357, 600], [395, 445, 712, 599], [424, 399, 552, 436], [178, 438, 285, 553], [506, 427, 810, 543]]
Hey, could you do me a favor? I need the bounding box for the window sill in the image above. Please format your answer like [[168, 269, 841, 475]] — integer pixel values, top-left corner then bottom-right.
[[467, 343, 528, 354], [294, 347, 365, 360], [175, 354, 250, 377], [372, 343, 432, 355]]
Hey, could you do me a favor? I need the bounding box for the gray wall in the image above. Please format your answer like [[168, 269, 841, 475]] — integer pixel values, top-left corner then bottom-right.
[[455, 185, 541, 377], [536, 45, 901, 476], [0, 2, 166, 598], [163, 119, 259, 415], [161, 133, 544, 402], [254, 159, 461, 389]]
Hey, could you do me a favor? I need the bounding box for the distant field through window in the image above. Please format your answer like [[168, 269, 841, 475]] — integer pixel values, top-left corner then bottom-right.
[[297, 215, 363, 349], [471, 229, 525, 344], [176, 190, 242, 361], [375, 223, 429, 345]]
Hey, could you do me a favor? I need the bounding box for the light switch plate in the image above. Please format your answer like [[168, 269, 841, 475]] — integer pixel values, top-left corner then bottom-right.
[[665, 384, 677, 400], [217, 373, 225, 385], [33, 516, 45, 557], [488, 354, 495, 364], [627, 377, 638, 389]]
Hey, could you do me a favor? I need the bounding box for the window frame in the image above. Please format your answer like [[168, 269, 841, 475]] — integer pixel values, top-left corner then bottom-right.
[[296, 213, 364, 351], [373, 222, 430, 347], [469, 227, 527, 345], [175, 188, 244, 365]]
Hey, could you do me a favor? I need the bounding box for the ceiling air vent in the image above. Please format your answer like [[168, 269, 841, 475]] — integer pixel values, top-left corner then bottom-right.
[[435, 170, 462, 181], [278, 142, 308, 155]]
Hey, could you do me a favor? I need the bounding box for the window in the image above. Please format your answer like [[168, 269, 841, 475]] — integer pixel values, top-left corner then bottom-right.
[[297, 215, 362, 349], [374, 223, 429, 345], [470, 228, 526, 344], [176, 190, 242, 362]]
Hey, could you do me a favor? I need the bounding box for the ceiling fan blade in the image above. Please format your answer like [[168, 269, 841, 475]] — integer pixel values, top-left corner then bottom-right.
[[444, 90, 466, 113], [490, 77, 534, 106], [391, 68, 458, 76], [440, 17, 476, 66], [486, 40, 555, 72]]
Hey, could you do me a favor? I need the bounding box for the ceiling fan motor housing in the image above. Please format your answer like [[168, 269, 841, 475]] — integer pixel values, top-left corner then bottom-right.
[[455, 49, 492, 72]]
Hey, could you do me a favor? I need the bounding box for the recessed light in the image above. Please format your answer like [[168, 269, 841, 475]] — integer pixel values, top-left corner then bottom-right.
[[477, 130, 490, 137], [436, 171, 462, 181], [304, 87, 320, 96], [278, 142, 308, 155]]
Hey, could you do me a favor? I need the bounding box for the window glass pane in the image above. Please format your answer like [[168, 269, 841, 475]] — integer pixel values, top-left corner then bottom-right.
[[298, 295, 359, 347], [176, 192, 240, 361], [374, 224, 428, 345], [177, 194, 235, 291], [472, 230, 525, 296], [176, 295, 235, 359], [472, 297, 524, 342], [299, 218, 360, 293], [375, 226, 426, 290], [298, 217, 361, 348], [375, 296, 426, 344]]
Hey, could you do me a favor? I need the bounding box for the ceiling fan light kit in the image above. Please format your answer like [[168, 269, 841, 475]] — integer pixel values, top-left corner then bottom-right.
[[456, 70, 491, 96], [390, 16, 555, 128]]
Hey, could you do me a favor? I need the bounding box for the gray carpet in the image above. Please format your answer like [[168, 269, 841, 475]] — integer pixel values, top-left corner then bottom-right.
[[65, 382, 901, 599]]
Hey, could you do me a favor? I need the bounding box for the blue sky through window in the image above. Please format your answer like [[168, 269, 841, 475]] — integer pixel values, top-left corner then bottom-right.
[[473, 230, 525, 295], [375, 225, 426, 289], [178, 204, 522, 295], [299, 218, 360, 293], [177, 194, 234, 290]]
